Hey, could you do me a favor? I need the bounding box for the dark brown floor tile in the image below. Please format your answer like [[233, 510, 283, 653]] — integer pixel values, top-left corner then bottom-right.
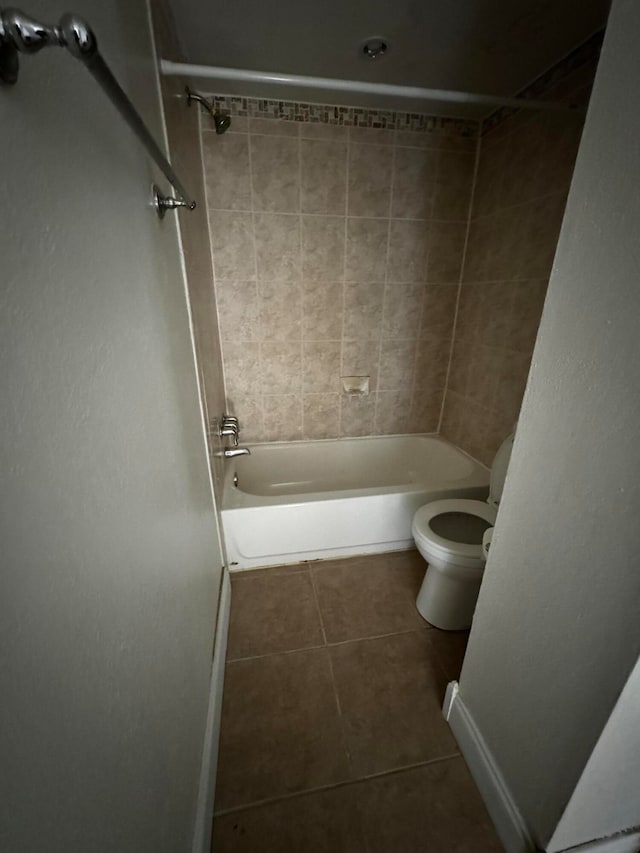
[[330, 631, 457, 776], [357, 757, 503, 852], [313, 551, 428, 642], [215, 649, 350, 811], [212, 785, 367, 853], [227, 570, 324, 660], [426, 628, 470, 685]]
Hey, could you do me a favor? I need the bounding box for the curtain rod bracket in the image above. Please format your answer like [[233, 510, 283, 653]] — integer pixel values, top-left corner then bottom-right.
[[152, 184, 196, 219], [0, 8, 196, 212]]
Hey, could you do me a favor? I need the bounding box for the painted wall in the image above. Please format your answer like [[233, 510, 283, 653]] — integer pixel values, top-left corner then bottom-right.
[[547, 657, 640, 851], [440, 50, 597, 464], [0, 1, 223, 851], [458, 0, 640, 847], [201, 113, 478, 441]]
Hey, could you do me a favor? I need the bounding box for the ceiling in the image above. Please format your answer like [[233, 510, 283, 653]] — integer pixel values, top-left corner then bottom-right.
[[167, 0, 610, 117]]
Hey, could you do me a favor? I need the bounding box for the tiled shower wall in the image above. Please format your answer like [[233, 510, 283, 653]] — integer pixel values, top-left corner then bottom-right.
[[440, 57, 598, 464], [202, 118, 478, 441]]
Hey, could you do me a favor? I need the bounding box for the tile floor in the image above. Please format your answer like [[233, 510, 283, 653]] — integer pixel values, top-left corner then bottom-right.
[[212, 550, 503, 852]]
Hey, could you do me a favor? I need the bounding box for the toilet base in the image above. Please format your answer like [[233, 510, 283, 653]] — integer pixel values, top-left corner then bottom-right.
[[416, 556, 483, 631]]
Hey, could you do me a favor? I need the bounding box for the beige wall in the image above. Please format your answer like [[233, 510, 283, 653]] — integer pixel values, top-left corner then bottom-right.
[[458, 0, 640, 845], [1, 0, 223, 849], [202, 117, 477, 441], [440, 60, 596, 464]]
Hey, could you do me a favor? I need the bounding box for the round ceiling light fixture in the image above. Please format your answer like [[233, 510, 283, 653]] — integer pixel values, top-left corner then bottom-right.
[[361, 37, 388, 60]]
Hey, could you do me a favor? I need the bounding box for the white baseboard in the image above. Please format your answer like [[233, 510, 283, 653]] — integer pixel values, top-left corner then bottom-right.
[[559, 829, 640, 853], [192, 569, 231, 853], [443, 682, 537, 853]]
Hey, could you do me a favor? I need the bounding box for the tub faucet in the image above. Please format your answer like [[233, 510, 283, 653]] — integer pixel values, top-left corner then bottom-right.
[[223, 447, 251, 458]]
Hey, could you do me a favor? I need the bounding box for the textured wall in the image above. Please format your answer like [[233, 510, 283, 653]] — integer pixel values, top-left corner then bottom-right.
[[202, 116, 478, 441], [0, 1, 222, 850], [458, 1, 640, 846], [440, 58, 597, 464]]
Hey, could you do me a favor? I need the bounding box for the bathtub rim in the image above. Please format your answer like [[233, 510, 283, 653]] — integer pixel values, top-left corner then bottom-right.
[[222, 432, 489, 510]]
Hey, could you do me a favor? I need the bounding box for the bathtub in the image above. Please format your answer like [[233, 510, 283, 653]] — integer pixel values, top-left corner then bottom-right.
[[221, 434, 489, 571]]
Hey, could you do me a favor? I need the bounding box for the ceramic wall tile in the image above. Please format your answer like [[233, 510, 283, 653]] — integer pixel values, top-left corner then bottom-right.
[[387, 220, 429, 283], [301, 140, 348, 215], [200, 77, 586, 444], [382, 284, 423, 339], [343, 282, 384, 340], [202, 131, 251, 211], [303, 393, 341, 439], [263, 394, 303, 441], [375, 390, 412, 435], [261, 341, 302, 394], [301, 216, 346, 281], [439, 65, 585, 462], [340, 394, 375, 436], [341, 340, 380, 393], [427, 221, 467, 283], [348, 144, 393, 217], [254, 213, 301, 281], [391, 147, 438, 220], [378, 340, 417, 391], [216, 280, 260, 341], [419, 285, 458, 340], [222, 341, 262, 396], [345, 219, 389, 282], [303, 341, 342, 392], [210, 210, 256, 280], [302, 281, 344, 341], [249, 117, 299, 136], [258, 281, 302, 341], [251, 135, 300, 212]]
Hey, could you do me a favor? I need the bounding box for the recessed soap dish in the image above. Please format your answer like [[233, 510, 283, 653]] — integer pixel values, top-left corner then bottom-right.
[[342, 375, 370, 395]]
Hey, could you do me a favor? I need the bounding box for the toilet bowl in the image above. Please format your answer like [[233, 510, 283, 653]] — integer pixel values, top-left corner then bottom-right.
[[412, 433, 514, 630]]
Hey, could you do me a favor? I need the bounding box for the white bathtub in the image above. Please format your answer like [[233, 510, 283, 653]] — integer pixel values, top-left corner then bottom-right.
[[221, 434, 489, 570]]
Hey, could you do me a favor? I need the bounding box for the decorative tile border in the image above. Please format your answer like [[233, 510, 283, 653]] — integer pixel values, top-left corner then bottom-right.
[[209, 94, 479, 138], [482, 29, 604, 135]]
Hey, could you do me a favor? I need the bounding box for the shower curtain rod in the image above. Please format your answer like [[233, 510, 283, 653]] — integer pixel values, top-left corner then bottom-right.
[[160, 60, 575, 113], [0, 9, 196, 214]]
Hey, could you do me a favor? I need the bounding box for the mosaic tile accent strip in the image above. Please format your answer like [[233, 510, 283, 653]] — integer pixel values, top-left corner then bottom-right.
[[482, 29, 604, 135], [209, 94, 479, 138]]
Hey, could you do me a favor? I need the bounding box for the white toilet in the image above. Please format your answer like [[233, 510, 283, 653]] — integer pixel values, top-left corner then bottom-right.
[[412, 432, 514, 631]]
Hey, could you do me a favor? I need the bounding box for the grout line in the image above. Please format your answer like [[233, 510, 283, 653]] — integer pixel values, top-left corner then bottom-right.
[[226, 643, 326, 664], [374, 143, 396, 433], [245, 126, 266, 441], [338, 129, 351, 437], [437, 127, 483, 434], [225, 625, 433, 664], [201, 206, 469, 225], [297, 125, 305, 440], [308, 567, 356, 775], [466, 186, 571, 222], [213, 752, 462, 818], [202, 127, 478, 156]]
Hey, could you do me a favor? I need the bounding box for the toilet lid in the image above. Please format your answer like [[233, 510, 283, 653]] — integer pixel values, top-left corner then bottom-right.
[[489, 433, 515, 507], [413, 499, 497, 560]]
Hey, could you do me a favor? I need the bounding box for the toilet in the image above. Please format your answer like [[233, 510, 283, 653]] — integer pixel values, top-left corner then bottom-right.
[[412, 432, 514, 631]]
